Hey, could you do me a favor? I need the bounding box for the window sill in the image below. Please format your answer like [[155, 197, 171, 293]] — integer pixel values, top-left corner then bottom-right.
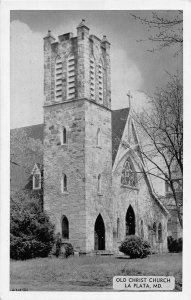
[[96, 146, 102, 149], [121, 185, 139, 191], [97, 192, 103, 196], [61, 239, 69, 243], [61, 191, 69, 195], [33, 187, 41, 190]]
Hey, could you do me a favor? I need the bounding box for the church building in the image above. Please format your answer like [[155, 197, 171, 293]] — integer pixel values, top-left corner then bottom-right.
[[11, 20, 169, 254]]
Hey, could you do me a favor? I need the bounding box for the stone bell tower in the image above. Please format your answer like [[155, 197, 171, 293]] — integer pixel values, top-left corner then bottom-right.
[[43, 20, 113, 252]]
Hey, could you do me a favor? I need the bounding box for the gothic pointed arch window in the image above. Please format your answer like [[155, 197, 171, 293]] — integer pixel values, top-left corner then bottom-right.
[[117, 218, 120, 238], [90, 55, 95, 100], [32, 164, 41, 190], [96, 128, 101, 147], [62, 215, 69, 239], [61, 126, 67, 145], [153, 222, 157, 234], [55, 56, 63, 101], [61, 173, 67, 193], [98, 174, 102, 195], [140, 220, 144, 238], [98, 59, 103, 103], [158, 223, 162, 243], [67, 53, 75, 100], [121, 158, 137, 187]]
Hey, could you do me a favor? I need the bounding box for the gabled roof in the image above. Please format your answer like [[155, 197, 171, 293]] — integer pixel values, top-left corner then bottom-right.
[[11, 108, 130, 166], [112, 108, 129, 164], [19, 124, 44, 142]]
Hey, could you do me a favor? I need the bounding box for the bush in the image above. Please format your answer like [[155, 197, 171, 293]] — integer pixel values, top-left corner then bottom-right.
[[64, 243, 74, 258], [50, 234, 74, 258], [10, 192, 55, 260], [167, 236, 182, 253], [119, 235, 151, 258]]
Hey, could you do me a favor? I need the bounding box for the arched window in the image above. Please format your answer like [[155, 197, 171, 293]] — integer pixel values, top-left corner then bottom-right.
[[153, 222, 157, 233], [126, 205, 135, 235], [61, 126, 67, 144], [96, 128, 101, 147], [62, 215, 69, 239], [55, 56, 63, 101], [98, 174, 102, 194], [90, 55, 95, 100], [32, 164, 41, 190], [117, 218, 120, 238], [140, 220, 144, 238], [67, 53, 75, 100], [158, 223, 162, 243], [121, 158, 137, 187], [61, 173, 67, 192], [98, 59, 103, 103]]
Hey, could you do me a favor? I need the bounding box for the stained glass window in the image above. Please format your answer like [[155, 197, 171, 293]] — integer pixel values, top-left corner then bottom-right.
[[121, 158, 137, 187]]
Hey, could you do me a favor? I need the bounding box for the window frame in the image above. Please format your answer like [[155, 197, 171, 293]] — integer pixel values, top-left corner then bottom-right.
[[98, 59, 104, 103], [90, 54, 96, 101], [61, 126, 67, 145], [121, 158, 138, 189], [62, 215, 69, 239], [97, 173, 102, 195], [158, 223, 162, 243], [32, 164, 41, 190], [61, 173, 68, 193], [55, 55, 63, 102], [67, 53, 76, 100], [96, 128, 101, 148]]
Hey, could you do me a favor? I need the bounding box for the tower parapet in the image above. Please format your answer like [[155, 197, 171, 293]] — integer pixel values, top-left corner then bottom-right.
[[43, 20, 111, 109]]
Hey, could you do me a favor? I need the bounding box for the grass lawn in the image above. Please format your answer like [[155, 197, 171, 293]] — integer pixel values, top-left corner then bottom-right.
[[10, 253, 182, 292]]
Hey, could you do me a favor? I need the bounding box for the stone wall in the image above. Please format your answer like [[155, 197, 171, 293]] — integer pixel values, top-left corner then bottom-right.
[[112, 151, 168, 253], [43, 100, 86, 250], [84, 101, 112, 251], [43, 98, 113, 252], [43, 23, 112, 252]]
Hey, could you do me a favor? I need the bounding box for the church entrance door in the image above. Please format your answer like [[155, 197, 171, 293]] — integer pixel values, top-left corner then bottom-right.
[[126, 205, 135, 235], [94, 214, 105, 250]]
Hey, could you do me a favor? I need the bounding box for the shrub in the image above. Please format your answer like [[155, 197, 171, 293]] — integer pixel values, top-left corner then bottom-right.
[[119, 235, 151, 258], [50, 235, 74, 258], [167, 236, 182, 253], [10, 192, 55, 260], [64, 243, 74, 258]]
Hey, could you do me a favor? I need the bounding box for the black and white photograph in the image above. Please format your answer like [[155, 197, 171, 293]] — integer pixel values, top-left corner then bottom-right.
[[1, 2, 190, 298]]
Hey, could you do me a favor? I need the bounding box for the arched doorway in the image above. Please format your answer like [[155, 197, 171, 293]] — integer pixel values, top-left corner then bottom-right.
[[94, 214, 105, 250], [126, 205, 135, 235]]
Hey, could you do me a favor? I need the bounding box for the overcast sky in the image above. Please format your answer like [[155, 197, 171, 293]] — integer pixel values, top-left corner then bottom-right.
[[10, 10, 182, 129]]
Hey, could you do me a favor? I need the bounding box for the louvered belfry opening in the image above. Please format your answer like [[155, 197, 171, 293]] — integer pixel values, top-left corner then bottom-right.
[[67, 54, 75, 100], [90, 55, 95, 100], [98, 60, 103, 103], [55, 56, 63, 101]]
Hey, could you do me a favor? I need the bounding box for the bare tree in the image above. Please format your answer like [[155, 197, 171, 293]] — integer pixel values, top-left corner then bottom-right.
[[132, 73, 183, 228], [131, 11, 183, 54]]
